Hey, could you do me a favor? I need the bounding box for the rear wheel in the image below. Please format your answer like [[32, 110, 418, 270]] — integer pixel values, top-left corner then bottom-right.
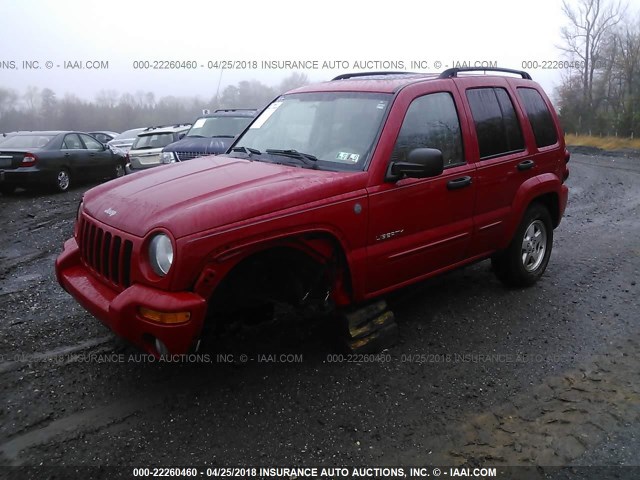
[[54, 168, 71, 192], [492, 203, 553, 287]]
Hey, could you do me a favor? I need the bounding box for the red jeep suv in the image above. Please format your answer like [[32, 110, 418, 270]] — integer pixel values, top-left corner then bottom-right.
[[56, 68, 569, 356]]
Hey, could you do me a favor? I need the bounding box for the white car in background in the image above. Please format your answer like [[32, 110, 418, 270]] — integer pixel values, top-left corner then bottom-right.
[[107, 127, 147, 154], [127, 124, 191, 171]]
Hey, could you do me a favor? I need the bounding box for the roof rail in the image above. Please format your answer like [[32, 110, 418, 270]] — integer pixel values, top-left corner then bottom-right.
[[214, 108, 257, 113], [332, 71, 416, 81], [143, 123, 192, 131], [439, 67, 532, 80]]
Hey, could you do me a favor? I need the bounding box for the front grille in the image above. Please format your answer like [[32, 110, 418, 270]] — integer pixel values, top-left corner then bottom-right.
[[176, 151, 203, 161], [78, 216, 133, 289]]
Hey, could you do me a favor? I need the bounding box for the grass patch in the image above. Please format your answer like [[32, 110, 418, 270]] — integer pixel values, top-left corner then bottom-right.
[[565, 134, 640, 150]]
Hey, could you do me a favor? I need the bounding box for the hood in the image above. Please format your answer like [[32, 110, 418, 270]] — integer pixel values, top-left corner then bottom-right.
[[163, 137, 232, 156], [83, 156, 367, 238]]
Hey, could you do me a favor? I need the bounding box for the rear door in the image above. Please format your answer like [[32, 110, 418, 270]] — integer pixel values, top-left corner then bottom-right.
[[453, 78, 534, 257], [61, 133, 86, 179], [366, 87, 476, 296]]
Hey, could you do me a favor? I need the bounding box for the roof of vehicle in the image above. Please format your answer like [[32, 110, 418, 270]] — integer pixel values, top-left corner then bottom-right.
[[204, 109, 257, 118], [139, 123, 192, 135], [110, 128, 147, 140], [11, 131, 75, 136], [289, 68, 534, 95], [89, 130, 119, 136]]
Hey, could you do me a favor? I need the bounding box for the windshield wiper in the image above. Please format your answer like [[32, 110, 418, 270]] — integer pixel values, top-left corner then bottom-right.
[[134, 146, 157, 150], [210, 135, 235, 138], [187, 134, 205, 138], [266, 149, 318, 168], [231, 146, 262, 155]]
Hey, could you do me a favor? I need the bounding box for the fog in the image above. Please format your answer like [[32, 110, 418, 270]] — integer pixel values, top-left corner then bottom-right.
[[1, 0, 580, 100]]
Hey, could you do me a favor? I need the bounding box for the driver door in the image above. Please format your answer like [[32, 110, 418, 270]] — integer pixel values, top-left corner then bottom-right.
[[365, 90, 476, 296]]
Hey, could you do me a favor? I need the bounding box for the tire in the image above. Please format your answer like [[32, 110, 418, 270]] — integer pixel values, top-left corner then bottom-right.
[[113, 162, 125, 179], [54, 168, 71, 192], [492, 203, 553, 287]]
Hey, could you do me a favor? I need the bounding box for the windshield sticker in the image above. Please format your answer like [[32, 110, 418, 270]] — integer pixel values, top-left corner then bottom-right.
[[336, 152, 360, 163], [250, 101, 283, 129], [193, 118, 206, 128], [376, 101, 387, 110]]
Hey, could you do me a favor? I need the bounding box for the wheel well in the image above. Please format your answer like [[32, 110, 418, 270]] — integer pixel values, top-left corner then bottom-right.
[[206, 235, 352, 321], [532, 192, 559, 227]]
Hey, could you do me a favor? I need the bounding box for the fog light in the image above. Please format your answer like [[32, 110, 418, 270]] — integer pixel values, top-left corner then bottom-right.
[[139, 307, 191, 324], [154, 338, 170, 356]]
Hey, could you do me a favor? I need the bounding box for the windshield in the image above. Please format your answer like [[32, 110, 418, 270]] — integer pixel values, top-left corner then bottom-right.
[[132, 133, 175, 150], [1, 135, 55, 148], [187, 116, 253, 138], [233, 92, 392, 171]]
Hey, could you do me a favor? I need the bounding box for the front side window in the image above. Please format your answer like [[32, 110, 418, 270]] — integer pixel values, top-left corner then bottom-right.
[[467, 87, 524, 159], [80, 134, 103, 150], [132, 133, 176, 150], [232, 92, 392, 171], [390, 92, 464, 168], [517, 87, 558, 148]]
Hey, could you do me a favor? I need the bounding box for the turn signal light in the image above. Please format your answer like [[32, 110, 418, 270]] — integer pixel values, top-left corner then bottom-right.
[[139, 307, 190, 324]]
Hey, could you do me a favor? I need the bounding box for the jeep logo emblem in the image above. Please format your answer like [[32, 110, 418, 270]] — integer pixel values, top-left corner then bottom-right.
[[104, 208, 117, 217]]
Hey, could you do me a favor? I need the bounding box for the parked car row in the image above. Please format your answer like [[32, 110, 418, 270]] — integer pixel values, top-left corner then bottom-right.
[[0, 108, 258, 194], [127, 109, 257, 172]]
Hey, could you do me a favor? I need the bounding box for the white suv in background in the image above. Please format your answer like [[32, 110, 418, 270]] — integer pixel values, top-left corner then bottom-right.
[[127, 124, 191, 172]]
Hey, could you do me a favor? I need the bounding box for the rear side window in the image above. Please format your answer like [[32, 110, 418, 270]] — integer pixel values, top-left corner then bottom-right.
[[466, 87, 524, 159], [391, 92, 464, 168], [517, 87, 558, 148]]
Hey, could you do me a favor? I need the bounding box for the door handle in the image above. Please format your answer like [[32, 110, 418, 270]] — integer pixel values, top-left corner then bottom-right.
[[447, 176, 472, 190], [89, 153, 96, 157], [517, 159, 535, 171], [64, 153, 70, 157]]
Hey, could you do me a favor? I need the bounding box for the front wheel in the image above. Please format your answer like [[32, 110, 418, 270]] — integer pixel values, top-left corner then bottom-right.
[[54, 168, 71, 192], [492, 203, 553, 287]]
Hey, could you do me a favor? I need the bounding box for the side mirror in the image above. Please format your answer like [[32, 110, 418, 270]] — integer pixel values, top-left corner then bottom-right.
[[386, 148, 444, 181], [178, 133, 186, 140]]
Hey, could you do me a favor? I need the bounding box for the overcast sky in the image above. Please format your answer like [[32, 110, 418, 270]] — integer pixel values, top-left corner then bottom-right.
[[3, 0, 637, 102]]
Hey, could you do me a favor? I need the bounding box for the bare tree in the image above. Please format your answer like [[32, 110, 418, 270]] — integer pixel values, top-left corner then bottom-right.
[[23, 86, 41, 112], [0, 87, 18, 118], [560, 0, 626, 110]]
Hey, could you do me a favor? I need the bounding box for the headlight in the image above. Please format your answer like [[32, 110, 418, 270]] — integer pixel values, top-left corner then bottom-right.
[[149, 233, 173, 276], [160, 152, 177, 164]]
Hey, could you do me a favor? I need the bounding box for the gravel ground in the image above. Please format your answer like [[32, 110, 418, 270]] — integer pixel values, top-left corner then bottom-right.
[[0, 153, 638, 478]]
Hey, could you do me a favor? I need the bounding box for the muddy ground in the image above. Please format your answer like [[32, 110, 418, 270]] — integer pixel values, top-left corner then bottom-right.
[[0, 153, 638, 478]]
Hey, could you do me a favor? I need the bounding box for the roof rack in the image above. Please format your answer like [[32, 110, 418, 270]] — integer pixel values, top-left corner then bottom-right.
[[214, 108, 257, 113], [143, 123, 192, 131], [439, 67, 532, 80], [332, 71, 416, 81]]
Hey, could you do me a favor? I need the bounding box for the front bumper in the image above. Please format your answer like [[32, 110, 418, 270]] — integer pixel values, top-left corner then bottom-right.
[[55, 237, 207, 356]]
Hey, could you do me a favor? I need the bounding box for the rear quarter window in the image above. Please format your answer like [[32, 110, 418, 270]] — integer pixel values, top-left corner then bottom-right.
[[517, 87, 558, 148]]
